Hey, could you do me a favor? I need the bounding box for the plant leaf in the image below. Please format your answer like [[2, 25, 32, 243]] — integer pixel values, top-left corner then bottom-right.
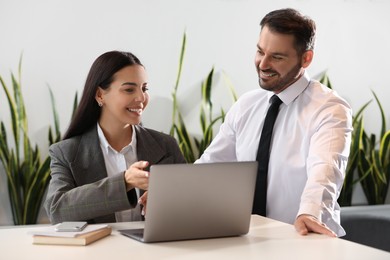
[[371, 90, 387, 138]]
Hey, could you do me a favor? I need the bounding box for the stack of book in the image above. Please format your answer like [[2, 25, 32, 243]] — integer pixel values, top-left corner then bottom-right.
[[28, 224, 112, 246]]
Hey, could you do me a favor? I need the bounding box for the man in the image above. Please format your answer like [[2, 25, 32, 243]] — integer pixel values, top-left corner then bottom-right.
[[196, 8, 352, 237]]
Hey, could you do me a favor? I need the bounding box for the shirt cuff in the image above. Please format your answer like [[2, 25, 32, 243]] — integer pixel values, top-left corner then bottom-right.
[[297, 202, 323, 221]]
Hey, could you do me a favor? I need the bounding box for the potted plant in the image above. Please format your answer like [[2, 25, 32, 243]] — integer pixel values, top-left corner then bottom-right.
[[170, 32, 237, 163], [0, 56, 77, 224], [353, 91, 390, 205]]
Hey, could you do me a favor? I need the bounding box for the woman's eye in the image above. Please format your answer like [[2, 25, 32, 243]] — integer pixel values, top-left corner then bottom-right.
[[142, 86, 149, 92]]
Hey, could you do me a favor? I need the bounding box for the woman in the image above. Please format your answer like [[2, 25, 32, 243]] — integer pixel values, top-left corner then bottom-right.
[[44, 51, 186, 224]]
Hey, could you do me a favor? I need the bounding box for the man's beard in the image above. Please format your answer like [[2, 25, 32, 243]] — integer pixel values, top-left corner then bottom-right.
[[258, 62, 303, 93]]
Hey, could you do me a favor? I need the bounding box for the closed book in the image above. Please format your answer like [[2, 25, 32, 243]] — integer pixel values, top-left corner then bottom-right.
[[32, 226, 112, 246]]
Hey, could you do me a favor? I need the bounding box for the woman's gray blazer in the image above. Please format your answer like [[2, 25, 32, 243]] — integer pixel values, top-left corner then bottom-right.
[[44, 124, 186, 224]]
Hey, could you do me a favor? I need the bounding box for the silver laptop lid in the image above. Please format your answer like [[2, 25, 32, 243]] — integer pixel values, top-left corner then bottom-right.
[[141, 161, 258, 242]]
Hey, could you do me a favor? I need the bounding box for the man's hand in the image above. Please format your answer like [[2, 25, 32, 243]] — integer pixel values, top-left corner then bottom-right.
[[294, 214, 337, 237]]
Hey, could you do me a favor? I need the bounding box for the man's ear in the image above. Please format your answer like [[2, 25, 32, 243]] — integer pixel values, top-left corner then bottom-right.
[[301, 50, 313, 68]]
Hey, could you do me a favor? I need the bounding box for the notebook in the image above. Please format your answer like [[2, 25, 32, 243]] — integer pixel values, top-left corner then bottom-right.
[[119, 161, 258, 243]]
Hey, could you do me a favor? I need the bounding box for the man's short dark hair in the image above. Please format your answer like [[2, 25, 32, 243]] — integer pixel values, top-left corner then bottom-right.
[[260, 8, 316, 54]]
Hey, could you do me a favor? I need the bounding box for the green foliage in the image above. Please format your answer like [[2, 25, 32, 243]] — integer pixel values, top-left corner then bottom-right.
[[356, 92, 390, 204], [170, 33, 237, 163], [320, 74, 390, 206], [319, 73, 333, 89], [0, 56, 62, 224]]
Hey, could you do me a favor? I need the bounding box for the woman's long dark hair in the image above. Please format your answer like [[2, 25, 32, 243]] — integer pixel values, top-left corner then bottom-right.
[[63, 51, 143, 140]]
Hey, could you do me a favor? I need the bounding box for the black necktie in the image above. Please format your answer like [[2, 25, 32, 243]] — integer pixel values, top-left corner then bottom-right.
[[252, 95, 283, 216]]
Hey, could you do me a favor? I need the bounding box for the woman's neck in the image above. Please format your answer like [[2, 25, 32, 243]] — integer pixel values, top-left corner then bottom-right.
[[99, 122, 133, 152]]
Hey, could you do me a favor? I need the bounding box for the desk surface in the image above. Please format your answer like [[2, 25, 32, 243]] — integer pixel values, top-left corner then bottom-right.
[[1, 215, 389, 260]]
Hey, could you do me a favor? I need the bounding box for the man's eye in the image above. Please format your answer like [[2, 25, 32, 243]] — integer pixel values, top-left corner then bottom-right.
[[257, 50, 264, 56]]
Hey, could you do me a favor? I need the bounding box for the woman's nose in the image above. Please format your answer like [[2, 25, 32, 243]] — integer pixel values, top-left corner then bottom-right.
[[135, 89, 146, 102]]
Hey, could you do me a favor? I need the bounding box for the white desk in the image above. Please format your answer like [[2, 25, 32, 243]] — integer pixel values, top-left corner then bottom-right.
[[1, 215, 389, 260]]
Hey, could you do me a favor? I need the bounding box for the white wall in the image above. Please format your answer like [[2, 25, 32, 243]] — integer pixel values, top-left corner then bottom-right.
[[1, 0, 389, 225]]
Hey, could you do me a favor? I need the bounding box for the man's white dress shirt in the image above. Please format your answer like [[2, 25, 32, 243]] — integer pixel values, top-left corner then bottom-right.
[[196, 71, 353, 236]]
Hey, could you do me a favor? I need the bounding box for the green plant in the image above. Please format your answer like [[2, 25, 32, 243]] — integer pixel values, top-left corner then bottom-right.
[[0, 56, 64, 225], [320, 73, 390, 206], [170, 33, 237, 163], [355, 92, 390, 204]]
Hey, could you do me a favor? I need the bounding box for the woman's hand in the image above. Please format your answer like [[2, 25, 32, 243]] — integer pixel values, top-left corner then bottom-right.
[[124, 161, 149, 191], [138, 191, 148, 216]]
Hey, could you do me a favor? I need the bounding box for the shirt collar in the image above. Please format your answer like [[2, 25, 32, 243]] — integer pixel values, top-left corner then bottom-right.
[[272, 70, 311, 105], [97, 123, 137, 154]]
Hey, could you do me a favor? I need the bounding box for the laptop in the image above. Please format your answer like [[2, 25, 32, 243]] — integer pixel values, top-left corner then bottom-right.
[[119, 161, 258, 243]]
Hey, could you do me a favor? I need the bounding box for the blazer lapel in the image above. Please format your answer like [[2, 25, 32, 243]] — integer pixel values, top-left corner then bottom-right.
[[135, 125, 166, 168], [70, 126, 107, 185]]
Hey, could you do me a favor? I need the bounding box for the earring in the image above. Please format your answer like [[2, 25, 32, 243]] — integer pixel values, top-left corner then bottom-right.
[[98, 101, 103, 107]]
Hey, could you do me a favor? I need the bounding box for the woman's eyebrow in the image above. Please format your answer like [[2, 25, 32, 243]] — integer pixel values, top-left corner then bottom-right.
[[121, 82, 137, 86]]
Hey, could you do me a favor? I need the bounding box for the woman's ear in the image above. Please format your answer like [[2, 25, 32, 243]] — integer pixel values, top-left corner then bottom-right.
[[95, 87, 103, 106], [301, 50, 313, 68]]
